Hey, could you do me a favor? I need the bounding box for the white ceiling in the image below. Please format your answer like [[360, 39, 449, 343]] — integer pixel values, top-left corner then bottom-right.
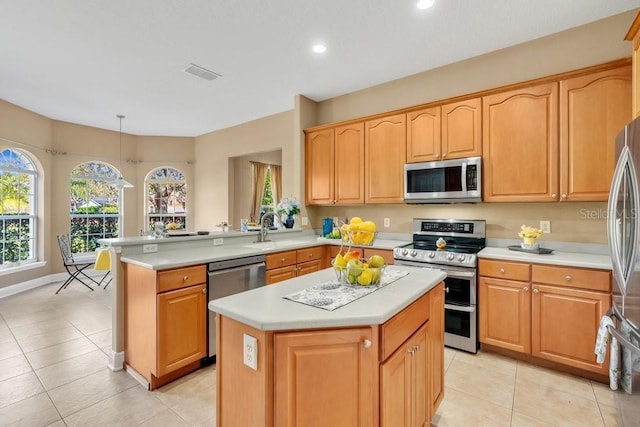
[[1, 1, 639, 137]]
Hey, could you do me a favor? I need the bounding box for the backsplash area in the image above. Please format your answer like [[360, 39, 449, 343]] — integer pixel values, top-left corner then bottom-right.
[[309, 202, 608, 244]]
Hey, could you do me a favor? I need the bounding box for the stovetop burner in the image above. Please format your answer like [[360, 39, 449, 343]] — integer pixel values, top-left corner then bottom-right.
[[394, 219, 486, 268]]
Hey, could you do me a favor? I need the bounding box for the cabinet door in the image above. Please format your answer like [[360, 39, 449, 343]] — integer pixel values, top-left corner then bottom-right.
[[365, 114, 406, 203], [531, 284, 611, 374], [305, 128, 335, 205], [335, 122, 365, 204], [296, 259, 322, 277], [274, 327, 377, 427], [266, 266, 297, 285], [407, 107, 441, 163], [157, 283, 206, 377], [479, 277, 531, 353], [483, 83, 559, 202], [429, 283, 444, 415], [442, 98, 482, 160], [560, 66, 632, 201], [627, 16, 640, 118]]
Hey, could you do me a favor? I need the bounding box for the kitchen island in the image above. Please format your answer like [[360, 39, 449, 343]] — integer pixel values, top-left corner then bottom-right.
[[209, 265, 445, 427]]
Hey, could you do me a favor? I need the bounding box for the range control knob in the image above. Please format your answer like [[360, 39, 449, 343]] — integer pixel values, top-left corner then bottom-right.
[[401, 249, 408, 256], [447, 253, 455, 261], [457, 254, 466, 262], [428, 252, 436, 259], [410, 250, 418, 257]]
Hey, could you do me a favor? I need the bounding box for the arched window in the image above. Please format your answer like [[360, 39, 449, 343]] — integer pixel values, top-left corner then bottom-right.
[[70, 162, 121, 254], [146, 167, 187, 230], [0, 148, 37, 268]]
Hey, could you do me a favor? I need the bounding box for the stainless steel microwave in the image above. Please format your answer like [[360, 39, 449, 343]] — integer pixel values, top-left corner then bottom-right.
[[404, 157, 482, 203]]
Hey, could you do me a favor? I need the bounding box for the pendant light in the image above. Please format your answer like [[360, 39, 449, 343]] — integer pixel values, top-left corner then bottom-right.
[[110, 114, 134, 188]]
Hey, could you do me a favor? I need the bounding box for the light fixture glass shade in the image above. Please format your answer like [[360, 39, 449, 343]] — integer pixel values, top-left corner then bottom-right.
[[110, 175, 134, 188]]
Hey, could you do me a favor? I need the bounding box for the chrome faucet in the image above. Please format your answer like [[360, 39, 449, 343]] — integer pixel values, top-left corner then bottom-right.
[[257, 211, 279, 243]]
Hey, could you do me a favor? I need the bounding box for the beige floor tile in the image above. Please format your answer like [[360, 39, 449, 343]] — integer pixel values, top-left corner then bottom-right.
[[517, 362, 596, 400], [432, 387, 512, 426], [0, 326, 13, 343], [599, 404, 619, 427], [15, 325, 83, 353], [0, 371, 44, 409], [191, 416, 216, 427], [453, 350, 518, 377], [0, 354, 32, 382], [9, 319, 73, 340], [3, 309, 60, 328], [35, 349, 107, 390], [138, 408, 189, 426], [87, 329, 111, 348], [44, 421, 66, 427], [444, 358, 515, 409], [0, 392, 61, 427], [0, 338, 23, 361], [63, 386, 168, 426], [513, 377, 604, 426], [153, 365, 216, 424], [25, 336, 99, 370], [48, 368, 138, 417], [443, 347, 456, 372], [592, 381, 617, 407], [511, 411, 555, 426]]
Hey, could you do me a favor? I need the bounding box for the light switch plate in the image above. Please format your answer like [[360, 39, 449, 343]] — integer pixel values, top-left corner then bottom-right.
[[243, 334, 258, 370], [143, 244, 158, 253], [383, 218, 390, 228], [213, 238, 224, 246], [301, 216, 308, 226]]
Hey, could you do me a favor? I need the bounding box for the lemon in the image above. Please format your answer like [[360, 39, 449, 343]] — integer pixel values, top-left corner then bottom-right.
[[357, 270, 373, 286], [350, 217, 363, 224]]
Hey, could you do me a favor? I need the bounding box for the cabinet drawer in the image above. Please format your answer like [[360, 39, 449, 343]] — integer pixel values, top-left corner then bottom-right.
[[479, 259, 530, 281], [297, 246, 323, 263], [266, 250, 297, 269], [363, 248, 394, 265], [157, 265, 206, 293], [532, 264, 611, 292], [380, 292, 430, 361]]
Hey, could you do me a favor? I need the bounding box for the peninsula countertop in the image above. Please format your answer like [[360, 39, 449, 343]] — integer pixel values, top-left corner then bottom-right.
[[208, 265, 446, 331], [478, 247, 612, 270]]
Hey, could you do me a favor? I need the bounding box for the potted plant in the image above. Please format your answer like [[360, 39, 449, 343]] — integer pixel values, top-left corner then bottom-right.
[[276, 197, 301, 228], [518, 224, 543, 249]]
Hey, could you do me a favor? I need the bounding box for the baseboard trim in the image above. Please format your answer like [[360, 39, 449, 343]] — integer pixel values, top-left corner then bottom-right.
[[0, 269, 110, 299], [107, 349, 125, 372], [124, 364, 151, 390]]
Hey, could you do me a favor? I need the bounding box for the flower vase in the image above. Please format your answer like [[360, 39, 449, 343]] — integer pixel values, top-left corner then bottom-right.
[[284, 215, 295, 229], [521, 237, 539, 250]]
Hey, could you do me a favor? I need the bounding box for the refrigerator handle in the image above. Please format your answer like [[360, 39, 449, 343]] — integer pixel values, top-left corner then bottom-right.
[[606, 325, 640, 356]]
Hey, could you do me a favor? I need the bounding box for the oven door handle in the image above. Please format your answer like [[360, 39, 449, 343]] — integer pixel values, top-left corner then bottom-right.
[[444, 303, 476, 313], [444, 270, 476, 279]]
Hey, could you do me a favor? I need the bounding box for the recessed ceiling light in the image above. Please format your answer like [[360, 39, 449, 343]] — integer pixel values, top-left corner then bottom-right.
[[312, 44, 327, 54], [416, 0, 435, 9]]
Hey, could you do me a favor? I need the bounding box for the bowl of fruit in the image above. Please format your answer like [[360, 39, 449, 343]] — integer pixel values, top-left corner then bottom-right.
[[332, 250, 386, 286], [339, 217, 377, 246]]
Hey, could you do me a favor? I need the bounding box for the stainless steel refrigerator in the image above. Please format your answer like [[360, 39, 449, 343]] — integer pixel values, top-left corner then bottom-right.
[[607, 115, 640, 426]]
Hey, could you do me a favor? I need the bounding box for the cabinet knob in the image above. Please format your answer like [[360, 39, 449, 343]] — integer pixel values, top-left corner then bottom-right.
[[523, 286, 529, 292], [533, 288, 540, 294], [551, 193, 557, 199], [363, 339, 372, 349], [281, 258, 285, 263], [499, 268, 505, 273], [202, 288, 206, 294], [407, 347, 415, 355], [183, 276, 188, 281], [561, 193, 567, 200], [444, 287, 450, 293], [565, 275, 572, 281], [414, 344, 420, 352], [308, 253, 312, 258]]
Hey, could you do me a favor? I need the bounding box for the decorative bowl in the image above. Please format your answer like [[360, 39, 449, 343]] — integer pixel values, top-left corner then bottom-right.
[[339, 230, 377, 246], [331, 258, 385, 286]]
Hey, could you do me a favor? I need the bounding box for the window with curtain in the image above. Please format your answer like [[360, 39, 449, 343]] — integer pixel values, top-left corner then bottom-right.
[[70, 162, 121, 254], [0, 148, 37, 268], [251, 162, 281, 222], [146, 167, 187, 230]]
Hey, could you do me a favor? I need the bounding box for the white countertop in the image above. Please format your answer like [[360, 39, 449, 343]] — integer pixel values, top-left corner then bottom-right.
[[479, 247, 612, 270], [120, 235, 410, 270], [208, 265, 445, 331]]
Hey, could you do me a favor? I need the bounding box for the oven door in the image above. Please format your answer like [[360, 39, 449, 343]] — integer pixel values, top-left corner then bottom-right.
[[442, 266, 477, 353]]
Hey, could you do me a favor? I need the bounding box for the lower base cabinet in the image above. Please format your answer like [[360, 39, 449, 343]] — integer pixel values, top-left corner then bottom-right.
[[216, 283, 444, 427]]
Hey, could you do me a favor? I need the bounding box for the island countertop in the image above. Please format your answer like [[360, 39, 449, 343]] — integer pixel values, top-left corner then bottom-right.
[[208, 265, 445, 331]]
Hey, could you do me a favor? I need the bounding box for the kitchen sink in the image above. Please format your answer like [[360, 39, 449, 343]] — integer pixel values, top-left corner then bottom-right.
[[242, 240, 302, 250]]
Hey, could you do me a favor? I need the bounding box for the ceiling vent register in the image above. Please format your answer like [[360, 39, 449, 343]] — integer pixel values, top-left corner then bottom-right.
[[183, 63, 222, 81]]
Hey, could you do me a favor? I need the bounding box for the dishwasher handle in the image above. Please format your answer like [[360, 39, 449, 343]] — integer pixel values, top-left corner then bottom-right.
[[208, 262, 265, 276]]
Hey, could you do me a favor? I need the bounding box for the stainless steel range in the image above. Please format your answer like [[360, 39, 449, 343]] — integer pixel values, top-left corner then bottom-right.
[[394, 219, 486, 353]]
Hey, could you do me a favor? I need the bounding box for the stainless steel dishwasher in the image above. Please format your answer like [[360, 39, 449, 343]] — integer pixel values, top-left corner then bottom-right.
[[207, 254, 266, 361]]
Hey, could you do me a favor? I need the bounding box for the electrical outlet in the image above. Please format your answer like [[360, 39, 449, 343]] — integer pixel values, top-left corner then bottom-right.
[[540, 220, 551, 234], [301, 216, 308, 226], [142, 244, 158, 253], [383, 218, 390, 228], [243, 334, 258, 370], [213, 238, 224, 246]]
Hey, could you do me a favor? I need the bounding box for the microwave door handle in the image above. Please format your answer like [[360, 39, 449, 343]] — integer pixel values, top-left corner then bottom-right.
[[461, 161, 467, 191]]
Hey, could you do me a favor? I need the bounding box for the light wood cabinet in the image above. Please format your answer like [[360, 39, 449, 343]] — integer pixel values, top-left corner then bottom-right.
[[274, 327, 377, 427], [266, 246, 325, 284], [482, 83, 559, 202], [406, 106, 441, 163], [428, 282, 445, 415], [365, 114, 406, 203], [559, 66, 632, 201], [305, 123, 365, 205], [479, 259, 611, 375], [124, 263, 207, 389], [626, 12, 640, 118]]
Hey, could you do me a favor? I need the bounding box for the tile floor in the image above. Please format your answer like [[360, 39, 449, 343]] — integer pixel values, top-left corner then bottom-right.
[[0, 280, 620, 426]]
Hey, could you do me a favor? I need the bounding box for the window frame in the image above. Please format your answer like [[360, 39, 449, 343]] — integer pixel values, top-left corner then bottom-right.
[[145, 166, 187, 231]]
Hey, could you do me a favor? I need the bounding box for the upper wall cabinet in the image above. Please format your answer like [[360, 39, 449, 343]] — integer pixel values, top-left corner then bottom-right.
[[406, 98, 482, 163], [482, 83, 559, 202], [365, 114, 406, 203], [305, 123, 365, 205], [559, 66, 631, 202], [626, 12, 640, 118]]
